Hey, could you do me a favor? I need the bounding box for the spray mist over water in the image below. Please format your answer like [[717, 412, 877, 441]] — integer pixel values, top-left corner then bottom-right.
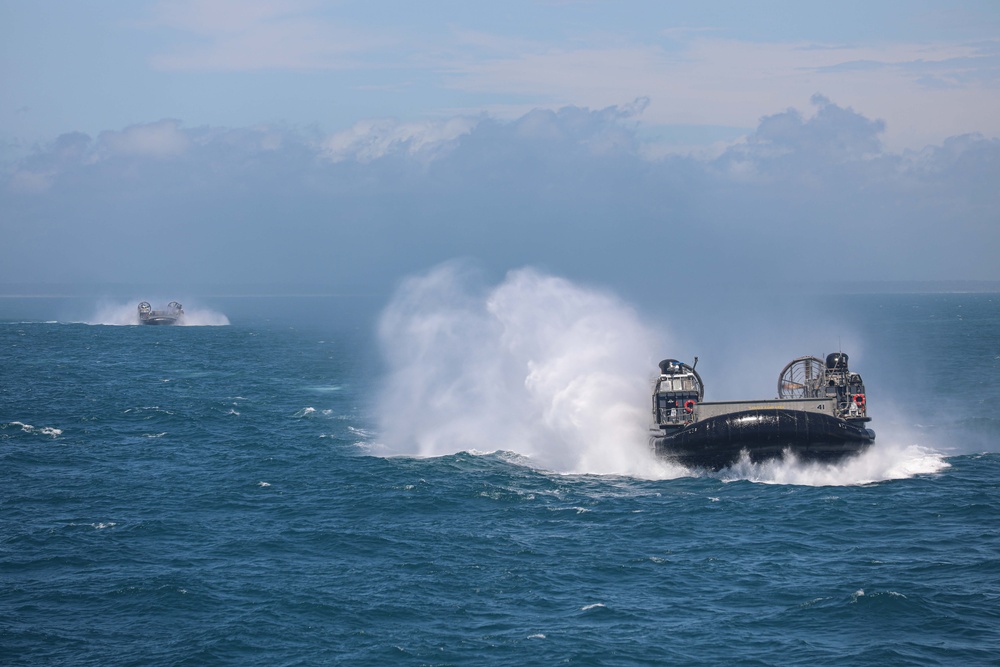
[[376, 264, 678, 476], [717, 441, 948, 486], [376, 264, 950, 485], [88, 300, 230, 326]]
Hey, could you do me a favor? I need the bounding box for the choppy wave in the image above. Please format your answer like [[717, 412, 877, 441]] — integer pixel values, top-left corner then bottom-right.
[[3, 293, 998, 667], [3, 421, 63, 438], [66, 521, 118, 530]]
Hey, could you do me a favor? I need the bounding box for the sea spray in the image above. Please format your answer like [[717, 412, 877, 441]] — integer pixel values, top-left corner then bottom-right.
[[691, 400, 949, 485], [376, 264, 677, 476], [716, 440, 949, 486]]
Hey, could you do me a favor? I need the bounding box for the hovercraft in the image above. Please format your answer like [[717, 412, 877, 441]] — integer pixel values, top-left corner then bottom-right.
[[650, 353, 875, 469], [138, 301, 184, 325]]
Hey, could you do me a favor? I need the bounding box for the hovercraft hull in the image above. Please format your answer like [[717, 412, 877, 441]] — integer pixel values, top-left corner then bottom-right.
[[651, 409, 874, 470], [140, 315, 179, 325]]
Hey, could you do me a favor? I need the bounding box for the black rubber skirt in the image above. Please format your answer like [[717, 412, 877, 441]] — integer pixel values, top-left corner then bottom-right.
[[651, 409, 875, 469]]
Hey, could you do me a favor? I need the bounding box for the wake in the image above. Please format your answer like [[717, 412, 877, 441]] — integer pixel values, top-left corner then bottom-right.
[[715, 441, 949, 486]]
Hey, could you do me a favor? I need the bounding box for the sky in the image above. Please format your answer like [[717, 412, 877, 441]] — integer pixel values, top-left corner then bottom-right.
[[2, 0, 999, 305]]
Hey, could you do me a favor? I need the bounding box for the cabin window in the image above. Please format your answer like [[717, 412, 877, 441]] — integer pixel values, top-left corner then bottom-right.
[[661, 377, 696, 392]]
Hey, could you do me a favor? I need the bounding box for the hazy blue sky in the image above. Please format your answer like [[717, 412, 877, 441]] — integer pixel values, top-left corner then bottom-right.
[[2, 0, 999, 303]]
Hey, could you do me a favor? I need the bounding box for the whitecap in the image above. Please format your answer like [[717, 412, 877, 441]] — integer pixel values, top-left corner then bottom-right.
[[5, 421, 62, 438], [66, 521, 117, 529]]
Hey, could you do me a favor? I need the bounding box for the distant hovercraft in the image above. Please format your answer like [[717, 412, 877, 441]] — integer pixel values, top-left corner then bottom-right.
[[650, 353, 875, 469], [138, 301, 184, 326]]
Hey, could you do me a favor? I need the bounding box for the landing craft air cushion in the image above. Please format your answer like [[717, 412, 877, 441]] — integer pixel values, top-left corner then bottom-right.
[[138, 301, 184, 325], [650, 353, 875, 469]]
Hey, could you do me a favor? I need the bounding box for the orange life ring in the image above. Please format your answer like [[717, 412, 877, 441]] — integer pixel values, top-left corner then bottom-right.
[[684, 399, 697, 413], [853, 394, 866, 407]]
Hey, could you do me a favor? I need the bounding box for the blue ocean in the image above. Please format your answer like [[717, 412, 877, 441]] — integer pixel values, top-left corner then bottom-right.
[[3, 278, 999, 666]]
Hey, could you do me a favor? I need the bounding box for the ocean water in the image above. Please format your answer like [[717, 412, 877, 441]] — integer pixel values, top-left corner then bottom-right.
[[2, 283, 999, 666]]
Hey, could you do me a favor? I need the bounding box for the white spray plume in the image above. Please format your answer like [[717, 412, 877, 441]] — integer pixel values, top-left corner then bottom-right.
[[717, 441, 949, 486], [376, 263, 680, 476]]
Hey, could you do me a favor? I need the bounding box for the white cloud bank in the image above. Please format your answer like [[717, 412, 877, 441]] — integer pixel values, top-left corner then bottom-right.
[[97, 120, 191, 159], [2, 97, 998, 299]]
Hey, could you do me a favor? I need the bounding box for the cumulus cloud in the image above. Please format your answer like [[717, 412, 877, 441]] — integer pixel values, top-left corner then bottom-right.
[[1, 98, 998, 296], [5, 132, 91, 194], [713, 95, 889, 183], [752, 95, 885, 160], [321, 116, 479, 164], [444, 35, 1000, 149], [97, 119, 191, 158]]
